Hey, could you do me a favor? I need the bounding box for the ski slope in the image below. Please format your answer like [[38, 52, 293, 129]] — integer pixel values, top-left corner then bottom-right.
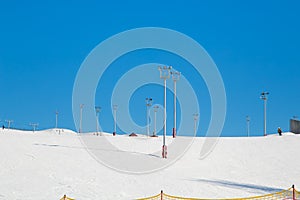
[[0, 128, 299, 200]]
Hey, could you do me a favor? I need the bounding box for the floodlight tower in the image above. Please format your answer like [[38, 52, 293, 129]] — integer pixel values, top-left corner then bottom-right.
[[158, 66, 171, 158], [260, 92, 269, 136], [55, 110, 59, 129], [171, 71, 180, 138], [5, 120, 13, 129], [193, 114, 199, 135], [145, 98, 153, 137], [113, 105, 118, 136], [153, 105, 159, 137], [246, 116, 250, 137], [29, 123, 39, 132], [79, 104, 84, 133], [95, 106, 101, 136]]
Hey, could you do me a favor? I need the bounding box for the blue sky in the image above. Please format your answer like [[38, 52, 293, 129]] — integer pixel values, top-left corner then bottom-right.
[[0, 0, 299, 136]]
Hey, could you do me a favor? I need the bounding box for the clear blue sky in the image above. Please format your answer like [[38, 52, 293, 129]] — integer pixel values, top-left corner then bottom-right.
[[0, 0, 299, 136]]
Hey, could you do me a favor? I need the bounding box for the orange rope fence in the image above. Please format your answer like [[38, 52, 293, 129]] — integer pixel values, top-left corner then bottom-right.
[[137, 185, 300, 200]]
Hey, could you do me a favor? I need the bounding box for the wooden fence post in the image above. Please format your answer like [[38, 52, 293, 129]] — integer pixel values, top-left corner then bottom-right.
[[293, 185, 295, 200]]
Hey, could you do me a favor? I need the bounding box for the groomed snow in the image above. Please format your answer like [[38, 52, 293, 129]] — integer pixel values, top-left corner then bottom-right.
[[0, 129, 299, 200]]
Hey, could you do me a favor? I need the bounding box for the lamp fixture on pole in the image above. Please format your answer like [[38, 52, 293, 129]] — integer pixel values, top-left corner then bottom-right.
[[171, 71, 180, 138], [158, 66, 171, 158], [260, 92, 269, 136], [145, 98, 153, 137]]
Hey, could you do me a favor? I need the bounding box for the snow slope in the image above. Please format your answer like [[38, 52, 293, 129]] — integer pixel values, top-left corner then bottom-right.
[[0, 129, 299, 200]]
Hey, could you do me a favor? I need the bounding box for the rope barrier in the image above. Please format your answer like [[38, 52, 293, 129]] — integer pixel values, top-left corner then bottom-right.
[[137, 185, 300, 200]]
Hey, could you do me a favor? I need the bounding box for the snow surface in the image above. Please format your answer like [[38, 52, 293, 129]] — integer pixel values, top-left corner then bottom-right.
[[0, 128, 299, 200]]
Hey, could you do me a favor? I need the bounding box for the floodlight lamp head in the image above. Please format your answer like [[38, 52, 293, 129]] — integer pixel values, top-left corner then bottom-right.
[[164, 66, 172, 70], [158, 66, 172, 79], [261, 91, 269, 95], [95, 106, 101, 113], [260, 91, 269, 100], [146, 98, 153, 106], [193, 113, 199, 120], [153, 105, 159, 112], [171, 71, 181, 81]]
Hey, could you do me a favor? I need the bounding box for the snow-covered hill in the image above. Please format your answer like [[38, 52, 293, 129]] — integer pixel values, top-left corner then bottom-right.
[[0, 128, 299, 200]]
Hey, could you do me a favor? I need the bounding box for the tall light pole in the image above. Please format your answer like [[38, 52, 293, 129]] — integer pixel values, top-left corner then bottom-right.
[[55, 110, 59, 129], [79, 104, 84, 133], [5, 120, 13, 129], [29, 123, 39, 132], [246, 115, 250, 137], [153, 105, 159, 137], [193, 114, 199, 135], [158, 66, 171, 158], [95, 106, 101, 136], [145, 98, 153, 137], [171, 71, 180, 138], [113, 105, 118, 136], [260, 92, 269, 136]]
